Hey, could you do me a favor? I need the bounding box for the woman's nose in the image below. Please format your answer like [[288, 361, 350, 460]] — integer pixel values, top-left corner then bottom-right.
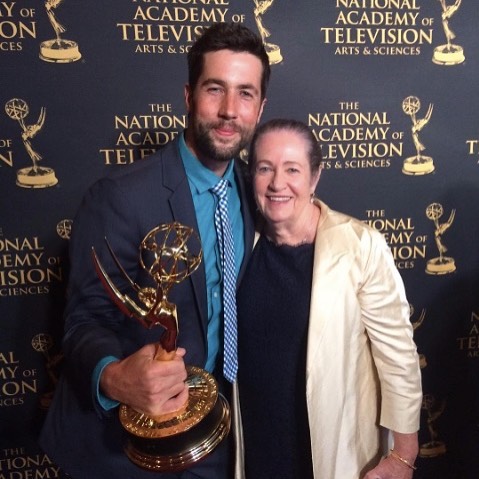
[[269, 171, 285, 190]]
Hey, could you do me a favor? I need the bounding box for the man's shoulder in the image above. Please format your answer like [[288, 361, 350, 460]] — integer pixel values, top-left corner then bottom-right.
[[108, 140, 180, 180], [80, 140, 185, 206]]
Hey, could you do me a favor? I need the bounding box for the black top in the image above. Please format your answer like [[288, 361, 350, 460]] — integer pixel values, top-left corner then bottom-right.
[[237, 235, 315, 479]]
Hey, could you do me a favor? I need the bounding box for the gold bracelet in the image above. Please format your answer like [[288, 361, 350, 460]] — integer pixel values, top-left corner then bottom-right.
[[389, 449, 417, 471]]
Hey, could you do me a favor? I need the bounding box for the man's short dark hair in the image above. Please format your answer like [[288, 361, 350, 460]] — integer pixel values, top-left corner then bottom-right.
[[188, 22, 271, 100]]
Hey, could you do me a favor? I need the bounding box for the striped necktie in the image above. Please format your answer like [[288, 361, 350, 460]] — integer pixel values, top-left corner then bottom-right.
[[211, 178, 238, 383]]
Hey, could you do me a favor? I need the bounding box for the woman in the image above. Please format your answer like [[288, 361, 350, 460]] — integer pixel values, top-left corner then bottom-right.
[[237, 119, 422, 479]]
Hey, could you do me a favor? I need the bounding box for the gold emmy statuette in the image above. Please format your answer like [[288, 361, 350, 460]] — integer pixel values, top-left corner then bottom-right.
[[425, 203, 456, 275], [432, 0, 465, 66], [402, 96, 435, 176], [91, 223, 231, 472], [39, 0, 81, 63], [5, 98, 58, 188], [32, 333, 62, 409], [419, 395, 447, 457], [253, 0, 283, 65]]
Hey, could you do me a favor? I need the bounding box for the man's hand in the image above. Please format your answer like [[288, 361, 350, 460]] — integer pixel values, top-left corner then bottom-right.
[[100, 344, 188, 416]]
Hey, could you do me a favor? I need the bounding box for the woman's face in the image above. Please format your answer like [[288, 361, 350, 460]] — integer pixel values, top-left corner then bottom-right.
[[252, 129, 320, 231]]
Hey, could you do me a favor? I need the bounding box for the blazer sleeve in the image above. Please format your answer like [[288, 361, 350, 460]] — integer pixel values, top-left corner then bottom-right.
[[61, 175, 149, 405], [358, 228, 422, 433]]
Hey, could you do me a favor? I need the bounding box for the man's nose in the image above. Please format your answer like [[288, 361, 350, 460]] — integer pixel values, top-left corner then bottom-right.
[[219, 92, 238, 119]]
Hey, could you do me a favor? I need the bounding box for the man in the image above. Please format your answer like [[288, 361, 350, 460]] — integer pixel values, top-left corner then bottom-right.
[[39, 22, 270, 479]]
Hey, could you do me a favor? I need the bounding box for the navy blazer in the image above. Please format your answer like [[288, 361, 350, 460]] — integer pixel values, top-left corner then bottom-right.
[[39, 139, 256, 479]]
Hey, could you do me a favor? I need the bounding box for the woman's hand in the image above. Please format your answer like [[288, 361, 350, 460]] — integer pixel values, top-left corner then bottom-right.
[[364, 454, 414, 479], [364, 431, 418, 479]]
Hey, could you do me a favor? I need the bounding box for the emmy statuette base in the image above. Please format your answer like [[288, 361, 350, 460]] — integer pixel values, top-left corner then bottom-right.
[[39, 39, 82, 63], [124, 394, 230, 472], [402, 156, 434, 175], [419, 354, 427, 369], [16, 167, 58, 188], [419, 441, 447, 458], [265, 43, 282, 65], [120, 366, 231, 472], [432, 45, 465, 66], [426, 257, 456, 275]]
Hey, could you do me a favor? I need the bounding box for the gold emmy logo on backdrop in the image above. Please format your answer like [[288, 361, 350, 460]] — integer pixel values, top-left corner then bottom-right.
[[4, 98, 58, 188], [419, 394, 447, 457], [91, 223, 231, 472], [402, 96, 435, 175], [253, 0, 283, 64], [425, 203, 456, 275], [432, 0, 465, 66], [410, 305, 427, 369], [32, 333, 62, 409], [239, 148, 249, 164], [56, 219, 73, 240], [39, 0, 81, 63]]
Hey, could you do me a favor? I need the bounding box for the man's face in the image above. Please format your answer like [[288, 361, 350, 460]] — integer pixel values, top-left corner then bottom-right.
[[185, 50, 266, 175]]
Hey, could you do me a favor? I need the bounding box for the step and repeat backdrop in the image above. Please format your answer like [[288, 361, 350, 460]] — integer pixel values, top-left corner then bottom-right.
[[1, 1, 478, 477]]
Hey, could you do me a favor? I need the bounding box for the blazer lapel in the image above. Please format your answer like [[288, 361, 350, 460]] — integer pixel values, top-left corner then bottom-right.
[[161, 141, 208, 335], [306, 202, 353, 375], [234, 160, 255, 283]]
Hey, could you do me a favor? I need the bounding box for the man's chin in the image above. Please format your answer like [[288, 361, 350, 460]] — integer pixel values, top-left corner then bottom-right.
[[195, 129, 246, 162], [209, 142, 243, 162]]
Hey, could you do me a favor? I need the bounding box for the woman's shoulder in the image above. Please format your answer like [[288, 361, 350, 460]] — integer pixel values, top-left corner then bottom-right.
[[317, 200, 386, 246]]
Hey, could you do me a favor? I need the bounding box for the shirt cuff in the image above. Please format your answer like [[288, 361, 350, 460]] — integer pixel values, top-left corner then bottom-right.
[[93, 356, 120, 411]]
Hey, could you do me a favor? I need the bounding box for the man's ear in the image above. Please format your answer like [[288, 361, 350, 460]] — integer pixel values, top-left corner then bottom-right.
[[184, 84, 192, 113], [257, 98, 267, 124]]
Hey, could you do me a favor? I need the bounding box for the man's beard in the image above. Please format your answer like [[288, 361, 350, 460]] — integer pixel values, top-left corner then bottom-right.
[[193, 120, 253, 163]]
